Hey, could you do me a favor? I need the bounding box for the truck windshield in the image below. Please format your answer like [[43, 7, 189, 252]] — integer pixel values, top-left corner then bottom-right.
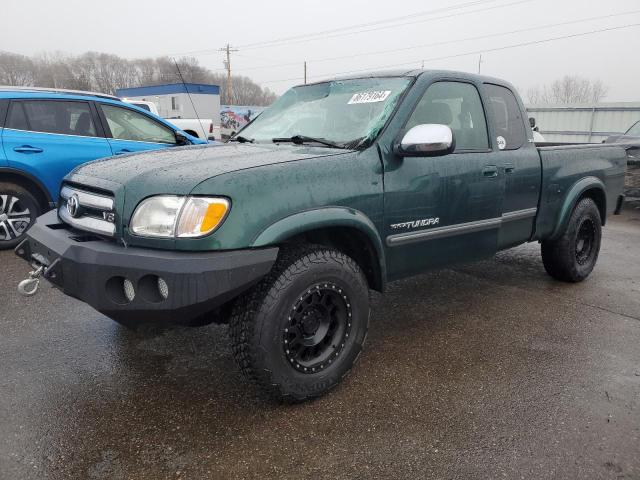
[[626, 121, 640, 136], [237, 77, 412, 148]]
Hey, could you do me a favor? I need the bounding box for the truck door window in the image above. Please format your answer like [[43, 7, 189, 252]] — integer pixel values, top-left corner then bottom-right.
[[484, 84, 526, 150], [406, 81, 489, 152], [7, 101, 97, 137], [100, 104, 176, 144]]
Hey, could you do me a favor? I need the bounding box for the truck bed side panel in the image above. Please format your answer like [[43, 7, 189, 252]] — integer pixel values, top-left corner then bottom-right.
[[535, 144, 627, 240]]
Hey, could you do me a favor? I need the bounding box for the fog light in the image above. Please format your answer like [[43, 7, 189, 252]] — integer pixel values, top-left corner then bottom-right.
[[123, 279, 136, 302], [157, 277, 169, 300]]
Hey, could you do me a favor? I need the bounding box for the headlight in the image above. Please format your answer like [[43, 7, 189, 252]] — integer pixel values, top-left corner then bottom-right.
[[130, 196, 230, 238], [176, 197, 230, 238]]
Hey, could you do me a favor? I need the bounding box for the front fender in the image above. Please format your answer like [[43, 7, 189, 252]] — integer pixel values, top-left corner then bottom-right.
[[550, 176, 606, 240], [252, 207, 386, 282]]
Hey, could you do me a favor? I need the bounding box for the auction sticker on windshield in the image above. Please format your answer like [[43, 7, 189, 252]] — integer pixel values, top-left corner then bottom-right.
[[348, 91, 392, 104]]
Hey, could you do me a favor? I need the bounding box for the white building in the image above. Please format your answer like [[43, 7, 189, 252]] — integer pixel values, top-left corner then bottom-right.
[[526, 102, 640, 143], [116, 83, 221, 126]]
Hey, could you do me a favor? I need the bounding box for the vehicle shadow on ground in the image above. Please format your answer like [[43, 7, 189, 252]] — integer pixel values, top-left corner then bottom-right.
[[29, 246, 579, 479]]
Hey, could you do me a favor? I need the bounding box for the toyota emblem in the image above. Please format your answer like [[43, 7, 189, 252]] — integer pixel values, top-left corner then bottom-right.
[[67, 194, 80, 218]]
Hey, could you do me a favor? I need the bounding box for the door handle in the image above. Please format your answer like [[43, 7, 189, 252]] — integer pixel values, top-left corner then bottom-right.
[[13, 145, 43, 154], [115, 149, 132, 155], [504, 163, 515, 174], [482, 165, 499, 178]]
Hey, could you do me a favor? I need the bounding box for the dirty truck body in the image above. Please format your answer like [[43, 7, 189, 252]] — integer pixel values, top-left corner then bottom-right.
[[16, 70, 627, 400]]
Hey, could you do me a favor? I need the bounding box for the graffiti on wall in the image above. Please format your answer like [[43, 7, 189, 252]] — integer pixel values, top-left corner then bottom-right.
[[220, 105, 265, 131]]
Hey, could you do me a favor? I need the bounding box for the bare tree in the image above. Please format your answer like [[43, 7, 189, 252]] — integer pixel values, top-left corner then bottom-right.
[[0, 52, 36, 86], [0, 51, 277, 106], [527, 75, 609, 104]]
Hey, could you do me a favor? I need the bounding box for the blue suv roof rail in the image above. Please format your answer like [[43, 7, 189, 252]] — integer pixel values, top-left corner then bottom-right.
[[0, 86, 122, 101]]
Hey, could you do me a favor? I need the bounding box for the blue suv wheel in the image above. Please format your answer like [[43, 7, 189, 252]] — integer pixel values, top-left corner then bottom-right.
[[0, 182, 40, 249]]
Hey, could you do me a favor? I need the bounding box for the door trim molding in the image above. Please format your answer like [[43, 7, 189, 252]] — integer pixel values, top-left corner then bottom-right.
[[386, 217, 502, 247], [386, 208, 537, 247], [501, 207, 538, 222]]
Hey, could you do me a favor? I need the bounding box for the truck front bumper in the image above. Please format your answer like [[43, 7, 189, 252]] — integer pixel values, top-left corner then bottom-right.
[[15, 210, 278, 325]]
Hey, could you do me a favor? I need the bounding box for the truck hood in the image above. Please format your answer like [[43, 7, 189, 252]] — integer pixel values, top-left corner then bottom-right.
[[68, 143, 352, 195]]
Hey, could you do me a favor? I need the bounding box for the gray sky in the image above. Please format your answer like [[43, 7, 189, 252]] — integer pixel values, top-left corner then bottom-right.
[[1, 0, 639, 101]]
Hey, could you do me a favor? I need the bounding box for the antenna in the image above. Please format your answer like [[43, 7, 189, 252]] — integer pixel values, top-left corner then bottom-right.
[[173, 58, 208, 140]]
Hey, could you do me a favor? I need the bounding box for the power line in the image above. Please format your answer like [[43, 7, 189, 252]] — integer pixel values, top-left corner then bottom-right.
[[257, 22, 640, 85], [242, 0, 534, 51], [230, 9, 640, 73], [236, 0, 501, 49], [168, 0, 531, 57]]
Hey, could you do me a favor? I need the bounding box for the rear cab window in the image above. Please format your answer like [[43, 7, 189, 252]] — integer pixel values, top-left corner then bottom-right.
[[484, 84, 526, 150], [6, 100, 98, 137]]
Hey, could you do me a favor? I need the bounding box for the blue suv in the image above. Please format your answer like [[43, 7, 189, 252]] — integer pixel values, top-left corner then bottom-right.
[[0, 87, 206, 249]]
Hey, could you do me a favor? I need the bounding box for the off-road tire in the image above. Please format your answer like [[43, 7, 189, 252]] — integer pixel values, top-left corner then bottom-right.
[[541, 197, 602, 282], [229, 245, 370, 401], [0, 182, 41, 250]]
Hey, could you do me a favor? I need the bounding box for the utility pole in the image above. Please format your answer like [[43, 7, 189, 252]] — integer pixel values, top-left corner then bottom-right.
[[219, 43, 238, 104], [477, 54, 483, 74], [304, 61, 307, 84]]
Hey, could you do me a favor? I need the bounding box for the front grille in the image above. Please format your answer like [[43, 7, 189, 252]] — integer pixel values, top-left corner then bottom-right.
[[59, 185, 116, 237]]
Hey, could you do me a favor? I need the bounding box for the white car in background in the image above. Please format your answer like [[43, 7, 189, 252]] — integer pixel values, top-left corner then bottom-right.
[[124, 100, 219, 141], [533, 130, 546, 142], [529, 116, 546, 143]]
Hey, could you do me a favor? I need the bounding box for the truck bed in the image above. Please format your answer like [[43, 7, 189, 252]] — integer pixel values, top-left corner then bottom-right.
[[534, 143, 628, 240]]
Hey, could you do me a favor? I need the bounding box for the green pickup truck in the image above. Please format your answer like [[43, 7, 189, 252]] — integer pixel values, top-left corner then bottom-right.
[[16, 70, 628, 400]]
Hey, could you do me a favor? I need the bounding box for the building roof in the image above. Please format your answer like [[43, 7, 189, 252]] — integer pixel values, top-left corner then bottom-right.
[[116, 83, 220, 98]]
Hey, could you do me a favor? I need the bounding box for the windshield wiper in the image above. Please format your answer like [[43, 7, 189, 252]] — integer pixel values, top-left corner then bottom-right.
[[230, 135, 254, 143], [272, 135, 344, 149]]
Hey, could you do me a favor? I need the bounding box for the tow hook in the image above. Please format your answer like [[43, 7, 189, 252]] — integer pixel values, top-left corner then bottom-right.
[[18, 266, 44, 297]]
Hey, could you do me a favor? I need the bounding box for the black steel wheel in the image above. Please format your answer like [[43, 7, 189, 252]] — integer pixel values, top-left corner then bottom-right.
[[283, 282, 353, 374], [229, 246, 370, 401], [575, 218, 596, 265], [542, 197, 602, 282]]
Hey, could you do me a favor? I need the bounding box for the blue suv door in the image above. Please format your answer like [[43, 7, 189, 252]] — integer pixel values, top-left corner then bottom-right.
[[96, 103, 179, 155], [1, 99, 112, 200]]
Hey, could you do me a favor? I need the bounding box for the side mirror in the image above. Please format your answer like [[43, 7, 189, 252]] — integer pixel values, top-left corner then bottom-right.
[[394, 124, 455, 157], [175, 132, 191, 146]]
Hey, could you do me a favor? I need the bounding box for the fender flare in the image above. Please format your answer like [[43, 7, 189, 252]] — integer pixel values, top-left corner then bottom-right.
[[251, 207, 386, 287], [550, 176, 606, 240], [0, 167, 55, 208]]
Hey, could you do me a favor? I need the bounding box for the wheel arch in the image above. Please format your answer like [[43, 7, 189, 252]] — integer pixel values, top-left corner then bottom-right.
[[551, 176, 606, 240], [251, 208, 386, 292], [0, 168, 54, 211], [183, 129, 199, 138]]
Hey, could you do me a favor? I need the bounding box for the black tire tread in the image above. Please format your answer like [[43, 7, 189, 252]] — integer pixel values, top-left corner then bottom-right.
[[229, 245, 369, 401], [541, 197, 601, 283]]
